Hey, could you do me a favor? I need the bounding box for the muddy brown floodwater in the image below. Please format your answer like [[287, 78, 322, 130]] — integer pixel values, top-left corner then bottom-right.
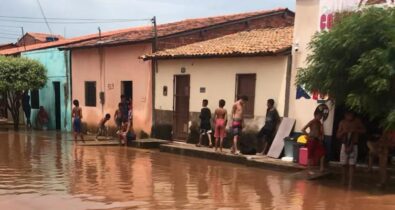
[[0, 131, 395, 210]]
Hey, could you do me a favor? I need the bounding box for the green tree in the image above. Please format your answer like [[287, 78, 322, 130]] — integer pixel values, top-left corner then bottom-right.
[[0, 56, 47, 130], [296, 7, 395, 131]]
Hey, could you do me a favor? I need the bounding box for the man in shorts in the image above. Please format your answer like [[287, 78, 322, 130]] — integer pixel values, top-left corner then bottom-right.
[[231, 96, 248, 155], [257, 99, 280, 155], [196, 99, 213, 147], [336, 111, 365, 187]]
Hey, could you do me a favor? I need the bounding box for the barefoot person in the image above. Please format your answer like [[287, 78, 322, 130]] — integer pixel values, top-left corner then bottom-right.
[[231, 96, 248, 155], [336, 111, 365, 187], [257, 99, 280, 155], [197, 99, 213, 147], [72, 100, 84, 142], [114, 103, 123, 132], [97, 113, 111, 138], [302, 111, 325, 174], [214, 99, 227, 152]]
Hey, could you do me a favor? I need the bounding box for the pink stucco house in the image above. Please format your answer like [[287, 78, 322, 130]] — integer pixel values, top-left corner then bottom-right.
[[64, 8, 294, 138]]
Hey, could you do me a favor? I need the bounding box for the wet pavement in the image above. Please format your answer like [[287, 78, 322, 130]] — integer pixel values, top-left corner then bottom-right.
[[0, 131, 395, 210]]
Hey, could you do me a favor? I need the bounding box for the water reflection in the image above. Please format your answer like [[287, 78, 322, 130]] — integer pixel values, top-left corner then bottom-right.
[[0, 131, 395, 210]]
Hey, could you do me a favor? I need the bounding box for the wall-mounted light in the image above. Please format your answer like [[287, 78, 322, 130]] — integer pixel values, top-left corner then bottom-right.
[[293, 42, 299, 52]]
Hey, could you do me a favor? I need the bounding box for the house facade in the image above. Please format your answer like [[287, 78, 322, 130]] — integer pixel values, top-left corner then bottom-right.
[[21, 48, 72, 131], [65, 8, 294, 137], [290, 0, 393, 134], [144, 27, 293, 140], [289, 0, 393, 159], [0, 29, 131, 128]]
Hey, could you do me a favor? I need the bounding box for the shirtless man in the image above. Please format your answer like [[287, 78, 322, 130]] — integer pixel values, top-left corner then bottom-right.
[[72, 100, 84, 143], [302, 111, 325, 174], [214, 99, 228, 152], [336, 111, 365, 187], [231, 96, 248, 155]]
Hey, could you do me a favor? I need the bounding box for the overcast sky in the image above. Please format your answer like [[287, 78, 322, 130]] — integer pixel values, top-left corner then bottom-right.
[[0, 0, 294, 44]]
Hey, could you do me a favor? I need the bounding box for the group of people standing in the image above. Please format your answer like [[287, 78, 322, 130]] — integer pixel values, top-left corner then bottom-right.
[[196, 96, 280, 155], [195, 96, 377, 187], [302, 108, 367, 187], [71, 94, 134, 143]]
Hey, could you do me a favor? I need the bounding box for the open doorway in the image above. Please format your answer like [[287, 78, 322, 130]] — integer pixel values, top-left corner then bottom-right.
[[53, 81, 61, 130], [121, 81, 133, 102]]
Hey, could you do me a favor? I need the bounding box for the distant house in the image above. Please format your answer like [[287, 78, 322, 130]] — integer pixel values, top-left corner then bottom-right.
[[17, 32, 64, 46], [0, 43, 17, 51], [63, 8, 294, 137], [143, 27, 293, 140], [0, 30, 132, 129]]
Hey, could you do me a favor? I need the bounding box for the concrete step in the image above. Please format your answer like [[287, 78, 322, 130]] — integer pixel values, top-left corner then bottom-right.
[[129, 138, 170, 149], [160, 142, 305, 172]]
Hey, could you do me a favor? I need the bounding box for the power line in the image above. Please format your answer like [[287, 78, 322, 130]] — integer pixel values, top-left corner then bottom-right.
[[0, 32, 20, 36], [36, 0, 53, 34], [0, 36, 17, 40], [0, 27, 21, 33], [0, 15, 150, 22], [0, 34, 18, 38], [0, 19, 150, 24], [0, 24, 22, 28]]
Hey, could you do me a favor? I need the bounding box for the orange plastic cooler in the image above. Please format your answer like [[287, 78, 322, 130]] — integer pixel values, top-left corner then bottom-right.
[[299, 147, 308, 166]]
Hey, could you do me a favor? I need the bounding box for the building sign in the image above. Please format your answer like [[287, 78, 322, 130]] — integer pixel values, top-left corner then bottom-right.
[[319, 0, 361, 31]]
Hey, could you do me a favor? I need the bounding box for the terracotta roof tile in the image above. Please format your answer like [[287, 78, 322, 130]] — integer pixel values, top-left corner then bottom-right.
[[0, 26, 147, 55], [364, 0, 388, 5], [27, 32, 64, 42], [0, 8, 292, 55], [64, 8, 291, 49], [143, 26, 293, 59]]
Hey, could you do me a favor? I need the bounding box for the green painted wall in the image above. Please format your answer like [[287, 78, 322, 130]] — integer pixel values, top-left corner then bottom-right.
[[22, 48, 72, 131]]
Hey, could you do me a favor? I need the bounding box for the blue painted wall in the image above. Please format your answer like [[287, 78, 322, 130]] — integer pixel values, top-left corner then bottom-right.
[[22, 48, 72, 131]]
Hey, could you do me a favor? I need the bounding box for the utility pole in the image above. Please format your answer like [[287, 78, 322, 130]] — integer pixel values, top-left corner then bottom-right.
[[151, 16, 158, 137], [98, 27, 102, 40], [151, 16, 158, 52], [21, 27, 26, 50]]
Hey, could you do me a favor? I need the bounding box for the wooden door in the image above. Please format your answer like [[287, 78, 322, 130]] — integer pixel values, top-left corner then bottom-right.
[[236, 74, 256, 118], [173, 75, 190, 140]]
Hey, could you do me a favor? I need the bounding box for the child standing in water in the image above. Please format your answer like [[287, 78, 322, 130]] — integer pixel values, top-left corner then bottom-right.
[[214, 99, 227, 152], [301, 111, 325, 174], [336, 111, 365, 187], [72, 100, 84, 142]]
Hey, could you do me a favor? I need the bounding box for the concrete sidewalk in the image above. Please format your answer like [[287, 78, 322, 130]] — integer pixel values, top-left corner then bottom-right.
[[160, 142, 306, 172]]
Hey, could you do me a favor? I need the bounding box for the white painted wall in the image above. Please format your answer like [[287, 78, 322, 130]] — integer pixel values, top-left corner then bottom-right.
[[155, 56, 288, 130], [290, 0, 335, 135]]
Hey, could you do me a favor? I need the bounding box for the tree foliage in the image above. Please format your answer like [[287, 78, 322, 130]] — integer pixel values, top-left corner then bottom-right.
[[0, 56, 47, 130], [296, 7, 395, 130]]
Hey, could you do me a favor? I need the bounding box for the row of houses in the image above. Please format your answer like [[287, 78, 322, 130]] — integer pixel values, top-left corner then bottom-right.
[[0, 0, 389, 142]]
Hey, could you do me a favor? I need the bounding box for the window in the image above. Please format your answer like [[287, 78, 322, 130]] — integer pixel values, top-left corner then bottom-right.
[[31, 89, 40, 109], [236, 74, 256, 117], [85, 81, 96, 107], [121, 81, 133, 102]]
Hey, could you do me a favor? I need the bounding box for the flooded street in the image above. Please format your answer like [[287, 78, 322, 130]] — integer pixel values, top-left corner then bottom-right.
[[0, 131, 395, 210]]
